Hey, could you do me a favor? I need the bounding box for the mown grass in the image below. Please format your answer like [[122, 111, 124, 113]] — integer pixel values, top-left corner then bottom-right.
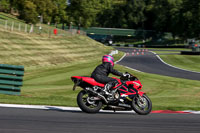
[[0, 29, 110, 67]]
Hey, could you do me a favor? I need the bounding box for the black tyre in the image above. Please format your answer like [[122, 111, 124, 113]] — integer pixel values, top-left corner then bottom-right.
[[77, 90, 103, 113], [132, 94, 152, 115]]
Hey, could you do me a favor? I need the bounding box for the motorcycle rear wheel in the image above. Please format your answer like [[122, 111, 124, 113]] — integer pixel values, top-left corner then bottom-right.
[[77, 90, 103, 113], [132, 94, 152, 115]]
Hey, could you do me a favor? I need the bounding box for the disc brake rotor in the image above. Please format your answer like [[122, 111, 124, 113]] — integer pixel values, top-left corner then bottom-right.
[[87, 97, 95, 105], [137, 96, 148, 109]]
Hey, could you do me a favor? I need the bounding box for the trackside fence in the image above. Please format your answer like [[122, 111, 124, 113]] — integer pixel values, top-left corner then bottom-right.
[[0, 19, 85, 37]]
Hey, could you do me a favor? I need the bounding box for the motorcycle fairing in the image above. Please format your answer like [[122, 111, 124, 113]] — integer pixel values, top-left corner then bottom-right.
[[119, 82, 144, 99], [126, 81, 142, 90], [112, 77, 122, 89]]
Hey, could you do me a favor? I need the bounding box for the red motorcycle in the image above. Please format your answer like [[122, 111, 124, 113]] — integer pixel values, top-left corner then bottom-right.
[[71, 72, 152, 115]]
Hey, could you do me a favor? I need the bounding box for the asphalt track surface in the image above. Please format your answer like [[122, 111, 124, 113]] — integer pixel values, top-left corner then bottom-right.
[[115, 47, 200, 80], [0, 107, 200, 133]]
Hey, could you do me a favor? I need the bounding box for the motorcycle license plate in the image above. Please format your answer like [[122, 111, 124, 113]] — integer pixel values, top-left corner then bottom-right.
[[72, 80, 81, 91]]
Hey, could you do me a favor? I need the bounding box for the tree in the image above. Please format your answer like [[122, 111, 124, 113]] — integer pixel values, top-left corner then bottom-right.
[[181, 0, 200, 38], [18, 0, 38, 24], [144, 0, 183, 39], [67, 0, 113, 28], [125, 0, 146, 29], [31, 0, 55, 24], [97, 0, 146, 29], [51, 0, 68, 27], [67, 0, 96, 27], [0, 0, 10, 12], [4, 0, 200, 40], [168, 0, 183, 38]]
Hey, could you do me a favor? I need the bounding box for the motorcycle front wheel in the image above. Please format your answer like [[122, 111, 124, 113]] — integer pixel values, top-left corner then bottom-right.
[[77, 90, 103, 113], [132, 94, 152, 115]]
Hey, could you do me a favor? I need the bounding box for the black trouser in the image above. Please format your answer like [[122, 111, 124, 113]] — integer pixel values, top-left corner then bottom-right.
[[92, 74, 118, 90]]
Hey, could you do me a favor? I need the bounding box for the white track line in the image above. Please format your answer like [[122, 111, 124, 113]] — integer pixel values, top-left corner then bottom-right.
[[115, 53, 126, 64]]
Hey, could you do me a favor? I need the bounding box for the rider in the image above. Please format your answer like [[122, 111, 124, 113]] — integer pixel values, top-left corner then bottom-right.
[[91, 54, 129, 95]]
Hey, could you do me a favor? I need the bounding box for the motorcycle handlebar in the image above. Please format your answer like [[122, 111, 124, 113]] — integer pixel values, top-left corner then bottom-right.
[[120, 72, 138, 81]]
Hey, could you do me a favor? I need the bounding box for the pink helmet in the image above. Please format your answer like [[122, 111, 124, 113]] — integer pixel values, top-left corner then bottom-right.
[[102, 55, 114, 66]]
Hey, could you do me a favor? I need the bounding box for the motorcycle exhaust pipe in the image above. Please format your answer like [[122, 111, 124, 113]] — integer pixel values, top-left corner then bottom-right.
[[85, 87, 108, 104]]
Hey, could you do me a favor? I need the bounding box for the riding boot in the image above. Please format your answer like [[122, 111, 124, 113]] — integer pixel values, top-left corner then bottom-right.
[[103, 81, 118, 96]]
